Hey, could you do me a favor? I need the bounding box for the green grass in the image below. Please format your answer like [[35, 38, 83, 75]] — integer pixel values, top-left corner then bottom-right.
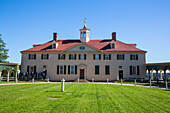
[[0, 80, 47, 84], [114, 81, 170, 87], [0, 83, 169, 113]]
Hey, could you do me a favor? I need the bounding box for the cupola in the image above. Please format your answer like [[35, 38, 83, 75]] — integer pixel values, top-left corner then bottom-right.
[[110, 32, 116, 49], [52, 33, 58, 49], [80, 20, 90, 42]]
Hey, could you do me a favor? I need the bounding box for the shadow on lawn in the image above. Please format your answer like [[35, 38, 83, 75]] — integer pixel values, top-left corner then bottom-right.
[[164, 89, 170, 91], [46, 90, 61, 92]]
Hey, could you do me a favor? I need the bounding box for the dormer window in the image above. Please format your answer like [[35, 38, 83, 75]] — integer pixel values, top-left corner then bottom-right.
[[111, 43, 115, 49], [52, 40, 58, 49], [110, 40, 115, 49], [52, 43, 56, 49]]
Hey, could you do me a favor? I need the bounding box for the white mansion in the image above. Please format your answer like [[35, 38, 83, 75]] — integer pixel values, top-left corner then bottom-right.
[[21, 24, 146, 81]]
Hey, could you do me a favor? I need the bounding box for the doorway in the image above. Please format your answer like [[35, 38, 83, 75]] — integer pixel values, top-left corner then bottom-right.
[[119, 70, 123, 80], [80, 69, 84, 79]]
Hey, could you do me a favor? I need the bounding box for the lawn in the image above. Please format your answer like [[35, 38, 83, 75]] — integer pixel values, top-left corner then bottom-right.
[[0, 83, 169, 113], [114, 81, 170, 86]]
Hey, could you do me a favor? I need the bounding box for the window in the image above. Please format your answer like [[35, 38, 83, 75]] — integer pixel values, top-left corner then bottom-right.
[[28, 54, 36, 60], [130, 65, 140, 75], [60, 66, 64, 74], [105, 65, 110, 75], [58, 54, 65, 60], [119, 66, 122, 69], [83, 32, 86, 37], [130, 54, 138, 60], [95, 65, 99, 74], [87, 32, 89, 37], [117, 54, 124, 60], [69, 54, 76, 60], [52, 44, 56, 49], [81, 32, 83, 37], [57, 65, 66, 74], [79, 54, 86, 60], [43, 65, 46, 68], [111, 43, 115, 49], [41, 54, 49, 60], [93, 54, 101, 60], [104, 54, 111, 60], [71, 66, 74, 74], [68, 65, 77, 74]]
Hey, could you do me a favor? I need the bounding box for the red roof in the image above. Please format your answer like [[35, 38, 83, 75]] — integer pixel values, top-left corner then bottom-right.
[[80, 25, 90, 31], [21, 39, 146, 53]]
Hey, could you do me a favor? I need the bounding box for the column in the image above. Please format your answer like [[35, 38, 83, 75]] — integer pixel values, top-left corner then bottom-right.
[[148, 70, 151, 80], [160, 70, 163, 80], [164, 70, 167, 81], [7, 71, 9, 82], [151, 70, 154, 80], [15, 71, 18, 82], [156, 70, 158, 83], [0, 72, 2, 80]]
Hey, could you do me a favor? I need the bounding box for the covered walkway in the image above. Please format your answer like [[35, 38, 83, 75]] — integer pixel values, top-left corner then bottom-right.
[[0, 63, 20, 82], [146, 62, 170, 82]]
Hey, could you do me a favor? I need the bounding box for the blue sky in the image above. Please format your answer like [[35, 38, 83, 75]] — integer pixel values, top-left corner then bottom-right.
[[0, 0, 170, 63]]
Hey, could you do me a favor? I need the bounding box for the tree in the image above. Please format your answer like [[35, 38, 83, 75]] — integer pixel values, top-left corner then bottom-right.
[[0, 34, 9, 63]]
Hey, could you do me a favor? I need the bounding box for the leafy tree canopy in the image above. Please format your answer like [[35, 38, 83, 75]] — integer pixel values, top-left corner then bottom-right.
[[0, 34, 9, 63]]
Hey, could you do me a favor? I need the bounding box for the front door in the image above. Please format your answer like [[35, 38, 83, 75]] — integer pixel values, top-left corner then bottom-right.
[[119, 70, 123, 80], [80, 69, 84, 79]]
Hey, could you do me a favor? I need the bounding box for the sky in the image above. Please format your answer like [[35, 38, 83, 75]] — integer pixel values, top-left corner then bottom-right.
[[0, 0, 170, 63]]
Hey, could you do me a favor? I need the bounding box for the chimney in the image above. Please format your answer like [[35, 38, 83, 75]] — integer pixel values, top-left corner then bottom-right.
[[53, 33, 58, 41], [112, 32, 116, 41]]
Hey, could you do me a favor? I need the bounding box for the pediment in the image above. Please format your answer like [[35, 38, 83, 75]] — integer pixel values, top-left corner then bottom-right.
[[62, 43, 102, 53]]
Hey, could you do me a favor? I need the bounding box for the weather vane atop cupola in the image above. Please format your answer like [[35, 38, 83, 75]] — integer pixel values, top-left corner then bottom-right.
[[84, 17, 87, 24]]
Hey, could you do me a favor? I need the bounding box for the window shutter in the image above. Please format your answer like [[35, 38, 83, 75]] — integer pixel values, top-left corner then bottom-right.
[[64, 65, 66, 74], [63, 54, 65, 59], [74, 54, 76, 60], [93, 54, 95, 60], [79, 54, 81, 60], [117, 54, 119, 60], [84, 54, 86, 60], [136, 54, 138, 60], [123, 54, 124, 60], [58, 54, 60, 60], [105, 66, 110, 75], [47, 54, 49, 59], [95, 65, 99, 74], [27, 65, 30, 74], [99, 54, 101, 60], [28, 54, 31, 59], [103, 54, 105, 60], [34, 65, 36, 74], [130, 55, 132, 60], [75, 65, 77, 74], [68, 65, 70, 74], [57, 65, 59, 74], [41, 54, 43, 59], [29, 54, 31, 59], [69, 54, 71, 60], [109, 54, 111, 60], [34, 54, 36, 60], [137, 66, 140, 75], [130, 66, 132, 75]]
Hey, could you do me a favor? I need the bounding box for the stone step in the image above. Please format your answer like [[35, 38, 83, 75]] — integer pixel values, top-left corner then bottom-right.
[[74, 79, 89, 83]]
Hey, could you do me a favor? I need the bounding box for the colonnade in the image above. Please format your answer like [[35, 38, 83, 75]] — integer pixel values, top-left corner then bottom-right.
[[146, 62, 170, 82], [0, 69, 18, 82]]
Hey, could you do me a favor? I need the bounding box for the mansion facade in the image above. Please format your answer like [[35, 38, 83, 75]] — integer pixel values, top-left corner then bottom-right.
[[21, 24, 146, 81]]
